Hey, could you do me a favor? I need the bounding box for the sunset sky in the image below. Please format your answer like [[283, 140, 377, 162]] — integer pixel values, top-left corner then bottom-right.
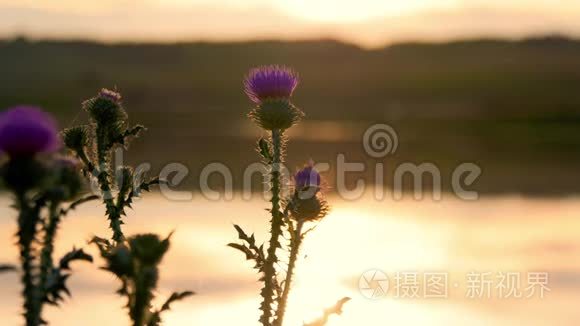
[[1, 0, 580, 47]]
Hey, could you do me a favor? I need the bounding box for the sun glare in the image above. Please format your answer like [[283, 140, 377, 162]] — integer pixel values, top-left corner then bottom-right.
[[275, 0, 457, 23]]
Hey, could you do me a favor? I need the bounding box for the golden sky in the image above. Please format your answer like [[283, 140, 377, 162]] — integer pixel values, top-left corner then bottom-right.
[[1, 0, 580, 47]]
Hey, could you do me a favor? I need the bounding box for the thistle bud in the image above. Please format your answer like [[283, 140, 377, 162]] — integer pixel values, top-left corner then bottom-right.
[[290, 163, 329, 221], [48, 156, 83, 201], [62, 125, 89, 153], [249, 99, 304, 130], [290, 193, 329, 222], [83, 88, 127, 125], [104, 244, 134, 277], [129, 233, 170, 266]]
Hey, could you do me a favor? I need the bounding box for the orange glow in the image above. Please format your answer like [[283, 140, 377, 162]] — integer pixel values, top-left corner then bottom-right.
[[0, 1, 580, 48], [1, 193, 579, 325]]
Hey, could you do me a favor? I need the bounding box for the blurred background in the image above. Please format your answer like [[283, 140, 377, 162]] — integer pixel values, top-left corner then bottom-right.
[[1, 1, 580, 325]]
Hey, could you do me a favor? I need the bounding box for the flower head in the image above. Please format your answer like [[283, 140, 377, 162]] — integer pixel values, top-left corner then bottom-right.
[[244, 65, 299, 104], [99, 88, 122, 103], [0, 106, 60, 157], [294, 162, 321, 191]]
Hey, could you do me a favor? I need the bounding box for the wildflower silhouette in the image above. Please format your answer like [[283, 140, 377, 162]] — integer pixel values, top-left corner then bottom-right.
[[0, 106, 94, 326], [63, 89, 148, 242], [64, 89, 192, 326], [230, 66, 341, 326], [275, 162, 329, 326], [92, 233, 193, 326]]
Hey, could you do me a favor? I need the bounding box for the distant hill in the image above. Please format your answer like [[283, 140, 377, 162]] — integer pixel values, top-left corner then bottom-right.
[[1, 36, 579, 194]]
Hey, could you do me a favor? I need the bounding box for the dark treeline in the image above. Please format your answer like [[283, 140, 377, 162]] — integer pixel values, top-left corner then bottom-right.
[[1, 36, 579, 195]]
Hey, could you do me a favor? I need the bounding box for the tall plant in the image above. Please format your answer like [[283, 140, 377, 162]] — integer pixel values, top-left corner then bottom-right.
[[229, 66, 337, 325], [63, 89, 192, 326], [0, 106, 94, 325]]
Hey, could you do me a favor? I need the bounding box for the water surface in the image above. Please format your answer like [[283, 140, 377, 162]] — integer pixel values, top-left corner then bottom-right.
[[0, 192, 578, 325]]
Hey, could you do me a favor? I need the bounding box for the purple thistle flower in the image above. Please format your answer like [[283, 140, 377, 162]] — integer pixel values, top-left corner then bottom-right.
[[294, 163, 321, 190], [99, 88, 122, 103], [0, 106, 60, 157], [244, 65, 299, 104]]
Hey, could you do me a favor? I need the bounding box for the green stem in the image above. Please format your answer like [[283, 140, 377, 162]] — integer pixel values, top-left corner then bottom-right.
[[76, 143, 123, 241], [16, 193, 42, 326], [76, 149, 95, 175], [274, 221, 304, 326], [39, 201, 60, 306], [260, 129, 284, 325], [131, 268, 157, 326], [96, 124, 124, 243]]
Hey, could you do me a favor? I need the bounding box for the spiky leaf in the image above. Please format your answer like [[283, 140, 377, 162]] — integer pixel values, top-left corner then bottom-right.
[[147, 291, 195, 326], [59, 248, 93, 270], [258, 138, 272, 162]]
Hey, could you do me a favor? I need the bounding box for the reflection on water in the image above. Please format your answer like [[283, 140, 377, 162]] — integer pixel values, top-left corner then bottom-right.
[[1, 191, 579, 325]]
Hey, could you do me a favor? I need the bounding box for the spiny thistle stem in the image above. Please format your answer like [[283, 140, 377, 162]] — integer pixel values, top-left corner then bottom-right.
[[76, 149, 94, 174], [95, 124, 124, 242], [260, 128, 285, 325], [1, 106, 94, 325], [39, 200, 60, 305], [274, 221, 304, 326], [16, 193, 41, 326], [131, 270, 157, 326], [93, 233, 184, 326]]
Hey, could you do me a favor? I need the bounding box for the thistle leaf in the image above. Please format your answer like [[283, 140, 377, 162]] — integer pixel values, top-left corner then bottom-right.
[[61, 195, 100, 216], [258, 138, 272, 162], [59, 248, 93, 270], [90, 236, 113, 255], [229, 225, 266, 269], [159, 291, 195, 311], [43, 250, 93, 306], [146, 291, 194, 326], [43, 271, 71, 305], [303, 297, 351, 326], [111, 124, 146, 147], [227, 243, 254, 260], [233, 224, 249, 241]]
